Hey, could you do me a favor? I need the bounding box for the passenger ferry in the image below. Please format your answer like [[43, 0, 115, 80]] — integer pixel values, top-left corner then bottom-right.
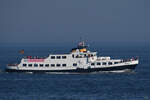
[[6, 41, 139, 73]]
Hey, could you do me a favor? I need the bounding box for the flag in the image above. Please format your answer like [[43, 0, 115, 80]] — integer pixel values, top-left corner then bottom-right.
[[19, 49, 24, 54], [78, 41, 84, 46]]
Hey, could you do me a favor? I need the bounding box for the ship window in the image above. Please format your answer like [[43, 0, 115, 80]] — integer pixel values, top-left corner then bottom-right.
[[56, 56, 61, 59], [97, 62, 101, 65], [28, 64, 32, 67], [56, 64, 60, 67], [72, 54, 74, 58], [102, 62, 107, 65], [23, 64, 27, 67], [114, 62, 118, 64], [76, 55, 79, 58], [51, 64, 55, 67], [62, 56, 66, 59], [34, 64, 38, 67], [51, 56, 55, 59], [62, 64, 66, 67], [108, 62, 112, 65], [45, 64, 49, 67], [91, 63, 95, 66], [40, 64, 43, 67], [73, 63, 77, 66]]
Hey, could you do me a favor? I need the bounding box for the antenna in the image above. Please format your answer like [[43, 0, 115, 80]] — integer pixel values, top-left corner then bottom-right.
[[79, 37, 82, 42]]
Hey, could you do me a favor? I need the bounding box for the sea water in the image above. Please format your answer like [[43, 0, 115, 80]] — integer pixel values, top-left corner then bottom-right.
[[0, 44, 150, 100]]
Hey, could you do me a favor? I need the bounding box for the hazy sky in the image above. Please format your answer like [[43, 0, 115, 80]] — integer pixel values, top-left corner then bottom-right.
[[0, 0, 150, 44]]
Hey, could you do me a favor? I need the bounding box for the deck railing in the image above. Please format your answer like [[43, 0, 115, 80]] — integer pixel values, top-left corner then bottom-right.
[[7, 64, 18, 66]]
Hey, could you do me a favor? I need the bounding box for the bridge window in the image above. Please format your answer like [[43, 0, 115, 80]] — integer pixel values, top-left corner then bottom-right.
[[28, 64, 32, 67], [40, 64, 43, 67], [45, 64, 49, 67], [23, 64, 27, 67], [62, 56, 66, 59], [62, 64, 66, 67], [73, 63, 77, 66], [51, 56, 55, 59], [56, 56, 61, 59]]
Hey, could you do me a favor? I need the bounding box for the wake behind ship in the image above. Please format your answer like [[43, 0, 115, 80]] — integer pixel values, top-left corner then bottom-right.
[[6, 41, 139, 73]]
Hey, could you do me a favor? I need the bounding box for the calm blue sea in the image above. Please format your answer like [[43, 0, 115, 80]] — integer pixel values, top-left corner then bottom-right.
[[0, 44, 150, 100]]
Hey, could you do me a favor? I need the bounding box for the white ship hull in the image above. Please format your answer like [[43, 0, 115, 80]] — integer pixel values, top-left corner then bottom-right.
[[6, 61, 138, 73], [6, 65, 137, 73]]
